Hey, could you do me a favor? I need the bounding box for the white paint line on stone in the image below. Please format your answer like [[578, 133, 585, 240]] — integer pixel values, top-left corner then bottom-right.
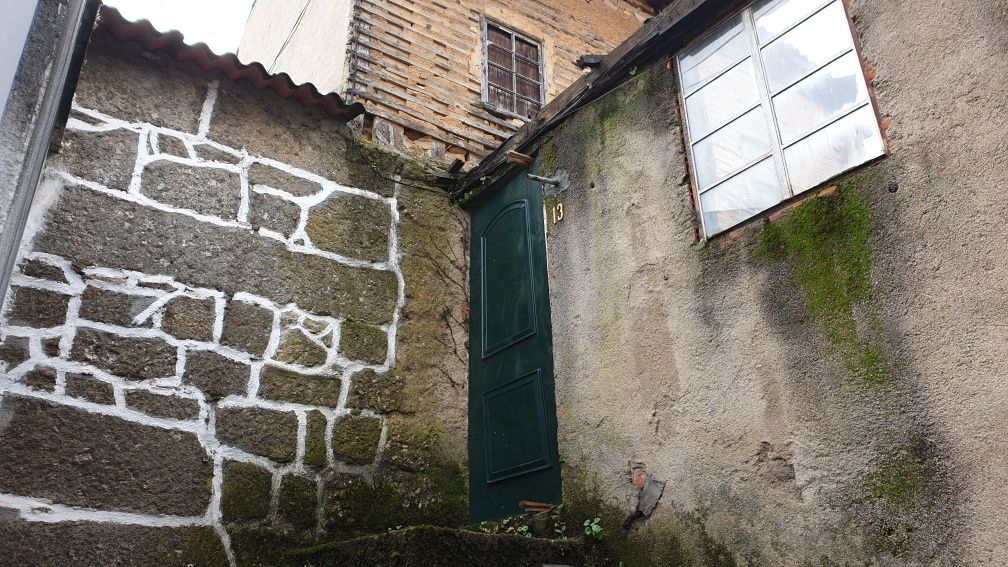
[[209, 453, 238, 567], [0, 493, 209, 528], [198, 80, 219, 139], [0, 384, 204, 434], [237, 156, 253, 223], [55, 171, 249, 230], [295, 410, 308, 469]]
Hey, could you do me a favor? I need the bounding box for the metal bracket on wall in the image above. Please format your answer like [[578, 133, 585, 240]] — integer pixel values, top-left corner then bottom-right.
[[527, 170, 569, 197]]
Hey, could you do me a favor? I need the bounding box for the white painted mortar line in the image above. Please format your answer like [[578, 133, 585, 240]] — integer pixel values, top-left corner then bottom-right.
[[0, 493, 209, 527], [210, 450, 238, 567], [197, 80, 219, 139]]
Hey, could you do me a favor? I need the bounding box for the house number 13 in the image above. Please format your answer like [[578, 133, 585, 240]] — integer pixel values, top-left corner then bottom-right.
[[552, 202, 564, 224]]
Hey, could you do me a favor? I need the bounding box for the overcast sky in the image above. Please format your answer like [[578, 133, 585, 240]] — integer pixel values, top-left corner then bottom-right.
[[105, 0, 255, 54]]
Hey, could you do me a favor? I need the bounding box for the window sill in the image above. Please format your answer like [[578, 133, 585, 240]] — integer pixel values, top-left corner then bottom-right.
[[478, 101, 534, 122]]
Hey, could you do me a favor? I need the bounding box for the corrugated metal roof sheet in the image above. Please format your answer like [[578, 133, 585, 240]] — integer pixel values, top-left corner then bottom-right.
[[96, 5, 365, 122]]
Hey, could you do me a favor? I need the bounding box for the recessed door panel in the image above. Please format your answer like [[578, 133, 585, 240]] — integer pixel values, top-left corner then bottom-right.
[[482, 369, 551, 482], [481, 200, 537, 358]]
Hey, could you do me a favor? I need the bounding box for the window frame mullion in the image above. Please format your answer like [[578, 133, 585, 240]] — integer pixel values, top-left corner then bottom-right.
[[742, 7, 793, 199]]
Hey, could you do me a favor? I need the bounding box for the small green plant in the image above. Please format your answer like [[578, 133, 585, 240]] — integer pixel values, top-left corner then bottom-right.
[[550, 502, 567, 536], [583, 517, 604, 540], [505, 524, 531, 537]]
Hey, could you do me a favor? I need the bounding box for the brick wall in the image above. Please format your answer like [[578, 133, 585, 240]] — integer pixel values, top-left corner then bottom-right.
[[0, 33, 469, 565]]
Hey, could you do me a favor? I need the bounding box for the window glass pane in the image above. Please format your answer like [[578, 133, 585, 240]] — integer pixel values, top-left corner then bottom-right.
[[760, 1, 853, 93], [679, 15, 750, 94], [754, 0, 827, 43], [700, 159, 783, 236], [488, 26, 512, 49], [773, 51, 868, 143], [784, 105, 884, 193], [685, 59, 760, 139], [693, 106, 771, 190]]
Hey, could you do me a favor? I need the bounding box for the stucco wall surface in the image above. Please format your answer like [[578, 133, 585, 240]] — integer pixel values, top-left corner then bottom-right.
[[541, 0, 1008, 565], [0, 34, 469, 566], [236, 0, 355, 95]]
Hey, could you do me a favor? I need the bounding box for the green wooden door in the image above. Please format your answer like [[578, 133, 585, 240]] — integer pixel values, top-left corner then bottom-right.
[[468, 167, 561, 522]]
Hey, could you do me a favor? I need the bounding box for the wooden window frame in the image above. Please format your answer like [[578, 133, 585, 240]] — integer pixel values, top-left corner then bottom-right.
[[479, 16, 546, 120]]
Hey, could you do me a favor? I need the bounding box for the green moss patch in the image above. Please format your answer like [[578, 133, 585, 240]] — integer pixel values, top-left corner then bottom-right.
[[757, 180, 888, 386], [283, 526, 587, 567]]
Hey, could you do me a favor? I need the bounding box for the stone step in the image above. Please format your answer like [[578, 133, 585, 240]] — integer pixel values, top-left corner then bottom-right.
[[280, 525, 588, 567]]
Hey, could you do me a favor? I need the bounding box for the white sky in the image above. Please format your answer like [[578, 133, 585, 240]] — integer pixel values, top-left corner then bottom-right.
[[104, 0, 255, 54]]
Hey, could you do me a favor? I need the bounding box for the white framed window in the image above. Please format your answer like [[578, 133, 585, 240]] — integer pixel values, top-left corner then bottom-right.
[[481, 19, 545, 119], [677, 0, 885, 238]]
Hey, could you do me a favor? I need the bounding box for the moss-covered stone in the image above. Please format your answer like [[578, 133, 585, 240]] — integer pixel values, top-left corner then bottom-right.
[[220, 298, 274, 356], [249, 191, 301, 236], [229, 526, 317, 567], [340, 320, 388, 365], [304, 410, 329, 472], [305, 193, 390, 262], [277, 474, 318, 530], [162, 296, 216, 342], [183, 351, 249, 400], [757, 179, 889, 386], [221, 460, 272, 523], [216, 406, 298, 463], [249, 163, 322, 197], [79, 287, 156, 327], [273, 329, 328, 367], [321, 464, 467, 541], [347, 368, 405, 413], [283, 526, 587, 567], [71, 328, 176, 381], [331, 413, 382, 465], [259, 365, 341, 406]]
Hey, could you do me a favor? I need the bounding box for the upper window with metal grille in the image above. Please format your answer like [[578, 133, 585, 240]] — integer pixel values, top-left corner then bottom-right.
[[677, 0, 886, 238], [483, 22, 544, 119]]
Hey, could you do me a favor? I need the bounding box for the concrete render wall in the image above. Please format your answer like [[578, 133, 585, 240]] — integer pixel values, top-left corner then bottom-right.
[[540, 0, 1008, 565], [237, 0, 355, 97], [0, 34, 469, 565]]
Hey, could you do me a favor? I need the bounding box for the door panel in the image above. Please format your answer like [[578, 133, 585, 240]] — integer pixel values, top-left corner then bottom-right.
[[481, 201, 536, 358], [468, 166, 560, 522]]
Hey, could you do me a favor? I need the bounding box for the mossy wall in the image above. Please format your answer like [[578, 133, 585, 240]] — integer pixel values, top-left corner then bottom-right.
[[537, 0, 1008, 561]]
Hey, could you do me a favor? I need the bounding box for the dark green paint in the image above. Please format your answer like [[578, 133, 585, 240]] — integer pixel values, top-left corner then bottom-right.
[[468, 165, 561, 522]]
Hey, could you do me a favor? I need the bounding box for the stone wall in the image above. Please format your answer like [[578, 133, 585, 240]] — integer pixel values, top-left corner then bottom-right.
[[0, 33, 469, 566], [537, 0, 1008, 565]]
